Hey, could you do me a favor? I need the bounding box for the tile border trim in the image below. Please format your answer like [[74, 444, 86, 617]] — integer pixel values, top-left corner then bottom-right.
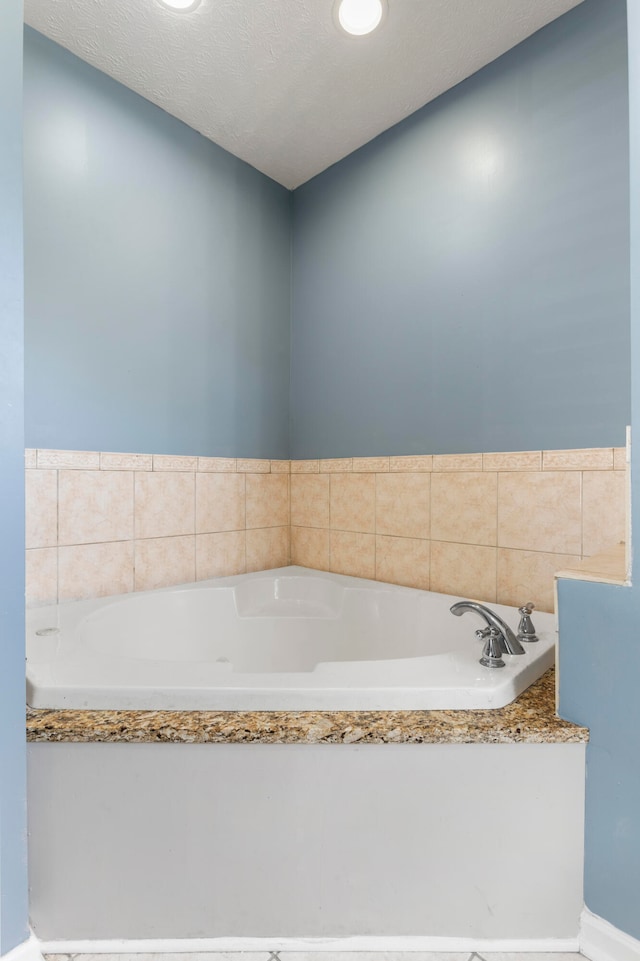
[[25, 446, 627, 473]]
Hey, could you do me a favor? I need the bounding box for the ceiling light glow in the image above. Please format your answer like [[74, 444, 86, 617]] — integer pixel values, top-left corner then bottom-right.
[[337, 0, 385, 36], [159, 0, 201, 12]]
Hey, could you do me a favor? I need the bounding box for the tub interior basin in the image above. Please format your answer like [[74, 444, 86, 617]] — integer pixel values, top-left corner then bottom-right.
[[76, 575, 464, 672], [233, 574, 345, 618], [27, 567, 557, 710]]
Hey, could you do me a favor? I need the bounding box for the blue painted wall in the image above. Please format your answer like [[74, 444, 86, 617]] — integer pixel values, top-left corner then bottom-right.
[[290, 0, 630, 458], [17, 0, 640, 942], [24, 28, 292, 458], [25, 2, 630, 462], [0, 0, 29, 953], [558, 0, 640, 941]]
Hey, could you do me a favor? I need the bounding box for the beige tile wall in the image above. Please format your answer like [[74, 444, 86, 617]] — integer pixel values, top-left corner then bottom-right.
[[290, 447, 627, 612], [26, 446, 627, 613], [25, 451, 290, 605]]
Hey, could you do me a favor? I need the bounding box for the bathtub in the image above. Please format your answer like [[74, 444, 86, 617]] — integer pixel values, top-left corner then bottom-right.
[[26, 565, 555, 711]]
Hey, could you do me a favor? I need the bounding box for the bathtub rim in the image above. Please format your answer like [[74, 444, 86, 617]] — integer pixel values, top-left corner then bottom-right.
[[26, 565, 557, 713]]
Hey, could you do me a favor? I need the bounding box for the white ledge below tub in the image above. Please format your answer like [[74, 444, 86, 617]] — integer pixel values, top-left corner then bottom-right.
[[555, 542, 629, 587]]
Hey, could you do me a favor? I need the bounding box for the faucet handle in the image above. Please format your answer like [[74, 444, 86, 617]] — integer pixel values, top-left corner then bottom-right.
[[517, 602, 538, 643], [476, 627, 505, 668]]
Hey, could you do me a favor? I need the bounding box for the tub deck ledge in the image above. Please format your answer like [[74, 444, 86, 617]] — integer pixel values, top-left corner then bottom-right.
[[26, 668, 588, 744]]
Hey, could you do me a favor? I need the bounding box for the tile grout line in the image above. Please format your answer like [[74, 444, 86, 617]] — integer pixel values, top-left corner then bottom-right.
[[240, 469, 247, 573], [288, 470, 291, 564], [328, 474, 333, 573], [55, 468, 60, 605], [371, 468, 379, 564], [133, 470, 138, 592], [374, 472, 378, 579], [128, 469, 134, 593], [192, 469, 197, 581], [495, 470, 500, 604], [580, 469, 584, 560], [580, 468, 585, 560], [429, 467, 433, 590]]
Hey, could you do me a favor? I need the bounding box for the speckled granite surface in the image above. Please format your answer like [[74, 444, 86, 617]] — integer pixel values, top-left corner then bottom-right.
[[27, 669, 587, 744]]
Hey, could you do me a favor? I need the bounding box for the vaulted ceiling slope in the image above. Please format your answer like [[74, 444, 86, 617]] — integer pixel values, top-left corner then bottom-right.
[[25, 0, 584, 189]]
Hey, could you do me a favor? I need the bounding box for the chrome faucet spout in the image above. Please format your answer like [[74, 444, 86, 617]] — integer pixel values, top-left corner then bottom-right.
[[450, 600, 525, 656]]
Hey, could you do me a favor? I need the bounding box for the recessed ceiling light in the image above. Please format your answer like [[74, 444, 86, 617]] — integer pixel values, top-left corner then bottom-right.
[[336, 0, 386, 36], [159, 0, 201, 12]]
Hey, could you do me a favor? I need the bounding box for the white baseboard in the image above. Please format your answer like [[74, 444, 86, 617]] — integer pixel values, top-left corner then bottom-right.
[[37, 935, 580, 954], [581, 909, 640, 961], [2, 935, 44, 961], [32, 910, 640, 958]]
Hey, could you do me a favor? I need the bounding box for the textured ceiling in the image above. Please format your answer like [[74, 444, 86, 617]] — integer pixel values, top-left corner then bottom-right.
[[24, 0, 585, 189]]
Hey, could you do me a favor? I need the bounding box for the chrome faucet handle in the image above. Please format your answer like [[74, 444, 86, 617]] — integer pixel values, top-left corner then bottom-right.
[[517, 602, 538, 642], [475, 627, 505, 669], [451, 599, 525, 655]]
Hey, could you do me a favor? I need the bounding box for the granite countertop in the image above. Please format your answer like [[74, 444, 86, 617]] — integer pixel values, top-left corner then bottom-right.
[[26, 669, 588, 745]]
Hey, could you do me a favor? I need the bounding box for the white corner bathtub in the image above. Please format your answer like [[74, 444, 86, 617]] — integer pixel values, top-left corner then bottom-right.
[[26, 566, 556, 711]]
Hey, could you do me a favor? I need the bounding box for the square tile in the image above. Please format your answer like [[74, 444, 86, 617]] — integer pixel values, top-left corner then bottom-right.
[[497, 548, 580, 614], [246, 526, 290, 571], [376, 535, 429, 590], [246, 473, 289, 528], [376, 472, 430, 538], [196, 531, 246, 580], [25, 469, 57, 549], [196, 472, 245, 533], [431, 472, 497, 546], [498, 471, 582, 554], [291, 474, 330, 528], [291, 526, 330, 570], [430, 541, 497, 602], [330, 473, 375, 532], [58, 541, 134, 601], [58, 470, 134, 545], [136, 471, 195, 539], [26, 547, 57, 607], [330, 530, 375, 579], [582, 469, 626, 557], [134, 535, 196, 592]]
